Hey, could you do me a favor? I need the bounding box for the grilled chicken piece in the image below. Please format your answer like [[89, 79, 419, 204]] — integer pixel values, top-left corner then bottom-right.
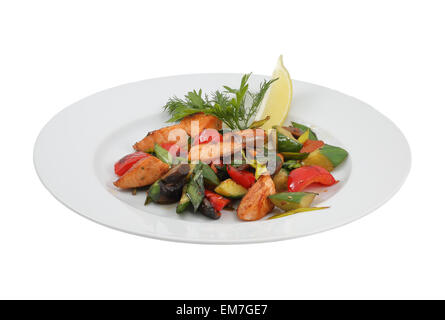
[[223, 128, 266, 147], [133, 123, 183, 152], [189, 141, 243, 163], [188, 129, 266, 163], [237, 175, 276, 221], [179, 113, 222, 136], [133, 113, 221, 152], [113, 155, 169, 189]]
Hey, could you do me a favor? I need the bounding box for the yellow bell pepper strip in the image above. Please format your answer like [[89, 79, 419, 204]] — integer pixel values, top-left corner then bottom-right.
[[297, 130, 310, 144]]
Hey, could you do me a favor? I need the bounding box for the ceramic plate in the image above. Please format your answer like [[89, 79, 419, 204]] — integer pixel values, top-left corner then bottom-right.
[[34, 74, 410, 244]]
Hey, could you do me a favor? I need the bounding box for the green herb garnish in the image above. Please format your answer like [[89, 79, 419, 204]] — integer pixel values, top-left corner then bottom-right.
[[163, 74, 277, 130]]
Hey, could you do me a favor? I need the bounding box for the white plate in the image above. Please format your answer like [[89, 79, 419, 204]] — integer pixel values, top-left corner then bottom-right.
[[34, 74, 410, 244]]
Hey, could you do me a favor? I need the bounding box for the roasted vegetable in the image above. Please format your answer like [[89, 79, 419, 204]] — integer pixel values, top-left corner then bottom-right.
[[297, 130, 310, 144], [269, 192, 317, 211], [161, 164, 190, 184], [253, 161, 268, 180], [186, 169, 205, 211], [144, 192, 151, 205], [250, 148, 283, 176], [288, 165, 336, 192], [237, 175, 276, 221], [200, 162, 220, 188], [204, 190, 231, 212], [280, 152, 309, 160], [148, 164, 190, 203], [227, 166, 256, 189], [147, 180, 162, 203], [214, 179, 248, 199], [302, 144, 348, 171], [272, 168, 289, 192], [176, 185, 191, 213], [113, 155, 170, 189], [267, 206, 329, 220], [154, 143, 173, 165], [282, 160, 302, 171], [300, 140, 325, 153], [274, 126, 303, 153], [283, 126, 303, 138], [214, 164, 230, 181], [114, 151, 151, 176], [188, 162, 220, 188], [291, 122, 318, 140], [198, 197, 221, 220], [274, 153, 284, 175]]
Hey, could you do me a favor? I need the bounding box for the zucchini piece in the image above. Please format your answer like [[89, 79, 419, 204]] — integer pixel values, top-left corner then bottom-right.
[[176, 185, 191, 213], [214, 179, 248, 199], [302, 144, 348, 171], [272, 168, 289, 193], [268, 192, 317, 211], [147, 180, 161, 203], [319, 144, 348, 168], [281, 152, 309, 160], [291, 122, 318, 140], [274, 126, 303, 153]]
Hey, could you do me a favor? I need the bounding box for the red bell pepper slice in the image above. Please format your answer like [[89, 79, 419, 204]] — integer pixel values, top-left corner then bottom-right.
[[288, 165, 337, 192], [300, 140, 325, 153], [227, 165, 256, 189], [114, 152, 150, 176], [204, 190, 231, 212], [193, 129, 223, 146]]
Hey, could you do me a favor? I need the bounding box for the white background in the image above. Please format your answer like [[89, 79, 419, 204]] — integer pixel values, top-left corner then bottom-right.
[[1, 0, 444, 299]]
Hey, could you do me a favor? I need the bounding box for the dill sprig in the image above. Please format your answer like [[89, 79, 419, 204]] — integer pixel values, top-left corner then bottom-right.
[[162, 74, 277, 130]]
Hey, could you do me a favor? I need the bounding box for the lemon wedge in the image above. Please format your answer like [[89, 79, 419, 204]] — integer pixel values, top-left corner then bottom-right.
[[255, 55, 293, 130]]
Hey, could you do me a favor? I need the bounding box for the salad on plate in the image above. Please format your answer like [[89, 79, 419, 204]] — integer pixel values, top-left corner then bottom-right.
[[112, 56, 348, 221]]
